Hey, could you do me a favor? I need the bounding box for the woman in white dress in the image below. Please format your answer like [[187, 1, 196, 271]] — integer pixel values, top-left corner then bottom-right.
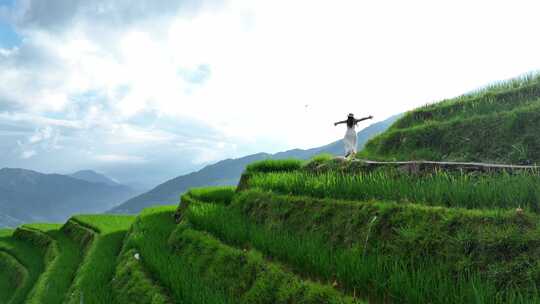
[[334, 113, 373, 157]]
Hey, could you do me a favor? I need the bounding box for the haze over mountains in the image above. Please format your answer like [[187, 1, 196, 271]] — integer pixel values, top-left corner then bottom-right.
[[70, 170, 122, 186], [0, 169, 137, 228], [111, 114, 401, 214]]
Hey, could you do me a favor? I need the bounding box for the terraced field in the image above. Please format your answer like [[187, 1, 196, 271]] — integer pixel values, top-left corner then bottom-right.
[[360, 73, 540, 164], [0, 230, 31, 304], [0, 216, 134, 304], [0, 228, 46, 304], [215, 159, 540, 303], [0, 250, 18, 301], [20, 223, 84, 304], [2, 156, 540, 303], [63, 215, 135, 304]]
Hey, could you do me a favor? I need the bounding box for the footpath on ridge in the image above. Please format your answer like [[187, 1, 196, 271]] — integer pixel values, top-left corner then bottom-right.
[[316, 158, 540, 174]]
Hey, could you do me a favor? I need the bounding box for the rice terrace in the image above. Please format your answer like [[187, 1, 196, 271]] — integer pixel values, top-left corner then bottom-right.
[[2, 72, 540, 303]]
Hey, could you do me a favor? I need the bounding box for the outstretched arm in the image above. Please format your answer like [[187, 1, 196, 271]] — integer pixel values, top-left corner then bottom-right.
[[355, 115, 373, 123], [334, 120, 347, 126]]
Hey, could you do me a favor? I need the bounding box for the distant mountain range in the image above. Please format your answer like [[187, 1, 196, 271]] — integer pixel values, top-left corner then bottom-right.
[[110, 114, 401, 214], [0, 169, 136, 228]]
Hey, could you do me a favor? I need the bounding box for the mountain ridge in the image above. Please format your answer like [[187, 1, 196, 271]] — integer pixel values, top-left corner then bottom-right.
[[0, 168, 137, 227], [70, 170, 121, 187]]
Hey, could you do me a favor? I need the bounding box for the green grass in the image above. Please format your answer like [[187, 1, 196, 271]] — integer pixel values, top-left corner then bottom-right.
[[113, 247, 171, 304], [186, 186, 236, 205], [183, 189, 540, 303], [362, 102, 540, 163], [301, 154, 336, 172], [246, 159, 303, 174], [394, 86, 540, 131], [0, 268, 14, 302], [0, 229, 46, 304], [0, 250, 25, 304], [169, 219, 360, 304], [361, 72, 540, 164], [18, 223, 84, 304], [246, 170, 540, 212], [115, 205, 231, 304], [0, 268, 14, 303], [305, 153, 335, 164], [392, 72, 540, 130], [63, 215, 135, 304]]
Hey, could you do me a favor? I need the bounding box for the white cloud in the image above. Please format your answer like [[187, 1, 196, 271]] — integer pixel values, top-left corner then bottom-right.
[[21, 150, 36, 159], [14, 125, 62, 159], [29, 125, 54, 143], [0, 112, 83, 129], [94, 154, 146, 163], [2, 0, 540, 183], [0, 47, 18, 57]]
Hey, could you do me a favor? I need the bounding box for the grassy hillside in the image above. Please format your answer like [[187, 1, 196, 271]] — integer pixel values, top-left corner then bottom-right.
[[63, 215, 134, 304], [360, 73, 540, 164], [2, 156, 540, 303], [0, 229, 46, 304]]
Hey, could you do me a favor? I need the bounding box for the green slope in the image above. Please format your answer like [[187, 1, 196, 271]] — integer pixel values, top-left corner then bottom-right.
[[62, 215, 134, 304], [113, 199, 357, 303], [16, 224, 84, 304], [0, 229, 46, 304], [0, 251, 19, 302], [181, 185, 540, 303], [0, 233, 28, 304], [228, 160, 540, 302], [361, 73, 540, 163]]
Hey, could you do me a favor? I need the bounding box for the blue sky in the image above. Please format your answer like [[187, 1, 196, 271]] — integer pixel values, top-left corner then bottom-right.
[[0, 22, 19, 48], [1, 0, 540, 188], [0, 0, 19, 48]]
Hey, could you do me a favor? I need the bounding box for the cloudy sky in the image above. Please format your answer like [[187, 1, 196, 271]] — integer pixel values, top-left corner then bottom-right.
[[1, 0, 540, 187]]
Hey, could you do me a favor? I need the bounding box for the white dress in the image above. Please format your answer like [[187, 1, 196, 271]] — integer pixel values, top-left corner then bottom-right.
[[344, 126, 357, 155]]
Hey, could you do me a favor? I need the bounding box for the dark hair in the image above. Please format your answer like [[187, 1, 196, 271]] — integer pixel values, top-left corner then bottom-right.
[[347, 116, 355, 127]]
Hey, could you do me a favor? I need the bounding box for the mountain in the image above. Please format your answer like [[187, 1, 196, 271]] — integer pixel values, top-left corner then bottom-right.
[[70, 170, 120, 186], [361, 73, 540, 164], [110, 114, 401, 214], [0, 168, 137, 227]]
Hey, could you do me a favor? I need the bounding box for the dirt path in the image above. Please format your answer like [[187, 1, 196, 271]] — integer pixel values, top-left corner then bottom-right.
[[331, 158, 540, 174]]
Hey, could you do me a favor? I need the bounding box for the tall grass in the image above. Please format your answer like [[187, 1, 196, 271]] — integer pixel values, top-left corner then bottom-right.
[[20, 223, 84, 304], [64, 215, 134, 304], [247, 170, 540, 211], [186, 198, 540, 304], [394, 72, 540, 129], [361, 71, 540, 165], [364, 100, 540, 163], [117, 206, 233, 304], [186, 186, 236, 205], [246, 159, 303, 174], [0, 229, 45, 304], [0, 251, 24, 303], [169, 218, 359, 304], [396, 94, 540, 130]]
